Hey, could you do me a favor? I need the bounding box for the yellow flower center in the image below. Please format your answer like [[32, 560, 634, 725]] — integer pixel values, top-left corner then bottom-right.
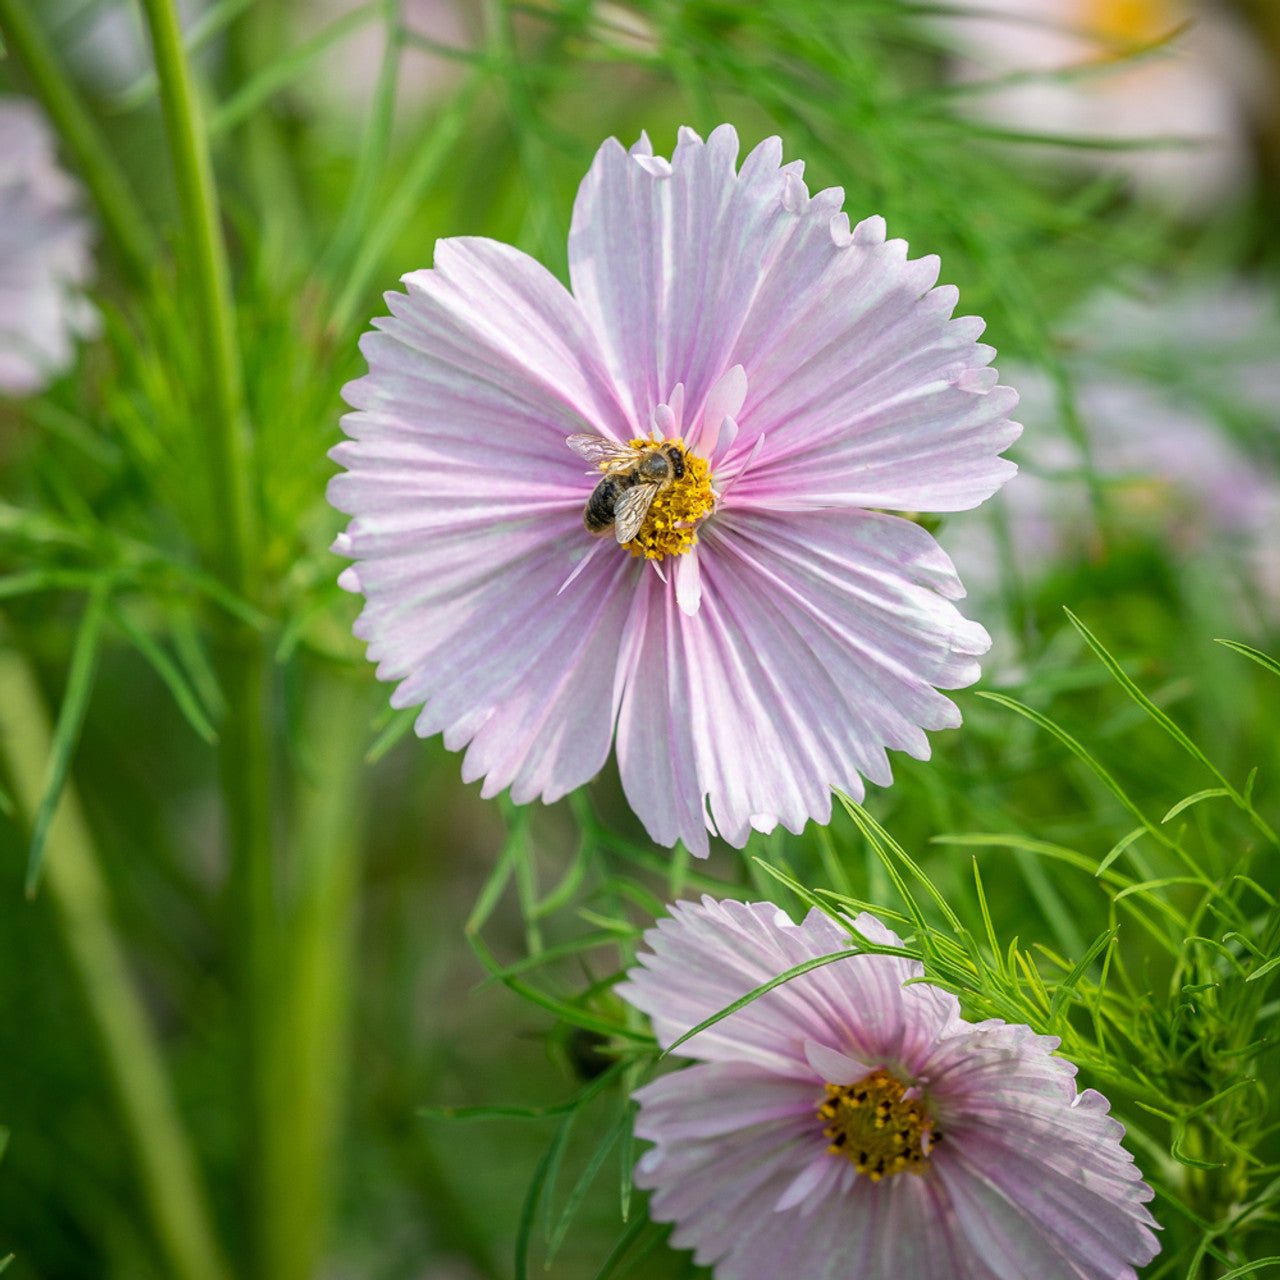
[[817, 1069, 937, 1182], [1079, 0, 1179, 47], [618, 438, 716, 562]]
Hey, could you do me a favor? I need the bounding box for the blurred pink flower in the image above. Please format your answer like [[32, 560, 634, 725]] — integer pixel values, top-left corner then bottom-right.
[[291, 0, 473, 132], [0, 98, 98, 396], [618, 896, 1160, 1280], [946, 279, 1280, 625], [940, 0, 1271, 210], [329, 124, 1020, 854]]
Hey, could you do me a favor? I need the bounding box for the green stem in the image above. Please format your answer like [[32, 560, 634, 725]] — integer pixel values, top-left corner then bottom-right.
[[262, 673, 368, 1280], [137, 7, 275, 1276], [216, 638, 277, 1280], [0, 0, 155, 282], [0, 648, 230, 1280], [138, 0, 256, 598]]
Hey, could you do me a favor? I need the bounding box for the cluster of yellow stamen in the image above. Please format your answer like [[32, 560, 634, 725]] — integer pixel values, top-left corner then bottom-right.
[[817, 1070, 937, 1183], [1081, 0, 1172, 50], [620, 438, 715, 562]]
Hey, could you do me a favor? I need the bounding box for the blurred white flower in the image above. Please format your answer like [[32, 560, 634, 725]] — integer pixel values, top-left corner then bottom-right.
[[941, 0, 1272, 209], [0, 98, 98, 396], [946, 279, 1280, 622]]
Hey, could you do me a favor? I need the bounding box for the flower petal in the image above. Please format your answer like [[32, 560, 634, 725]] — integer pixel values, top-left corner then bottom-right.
[[331, 237, 647, 802], [569, 123, 1017, 513], [569, 125, 821, 437], [616, 899, 960, 1076], [656, 508, 989, 846]]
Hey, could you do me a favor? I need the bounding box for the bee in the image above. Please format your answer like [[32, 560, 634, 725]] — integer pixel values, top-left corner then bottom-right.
[[566, 434, 687, 543]]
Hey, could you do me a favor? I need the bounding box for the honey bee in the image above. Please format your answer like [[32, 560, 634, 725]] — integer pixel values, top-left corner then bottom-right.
[[566, 434, 687, 543]]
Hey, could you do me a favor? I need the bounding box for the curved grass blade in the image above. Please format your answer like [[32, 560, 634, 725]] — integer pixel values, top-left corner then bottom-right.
[[977, 690, 1180, 855], [1216, 638, 1280, 680], [1067, 610, 1277, 844]]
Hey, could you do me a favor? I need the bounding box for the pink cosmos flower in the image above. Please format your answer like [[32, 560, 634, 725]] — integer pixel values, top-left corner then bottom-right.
[[0, 98, 98, 396], [328, 124, 1020, 855], [618, 896, 1160, 1280]]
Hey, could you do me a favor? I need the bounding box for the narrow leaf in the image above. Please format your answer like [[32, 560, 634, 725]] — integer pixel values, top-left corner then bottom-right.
[[26, 584, 110, 896], [1216, 638, 1280, 680], [111, 604, 219, 743]]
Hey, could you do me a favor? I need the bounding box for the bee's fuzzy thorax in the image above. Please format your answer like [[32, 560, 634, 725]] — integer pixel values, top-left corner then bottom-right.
[[621, 441, 714, 560]]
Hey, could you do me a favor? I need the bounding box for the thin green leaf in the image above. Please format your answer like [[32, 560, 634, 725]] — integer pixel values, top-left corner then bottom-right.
[[547, 1111, 626, 1261], [1247, 955, 1280, 984], [1048, 927, 1117, 1025], [591, 1216, 653, 1280], [977, 691, 1177, 852], [664, 947, 878, 1058], [111, 604, 219, 744], [466, 840, 516, 937], [1162, 789, 1231, 823], [840, 796, 966, 933], [970, 859, 1004, 979], [26, 583, 110, 896], [329, 71, 483, 332], [208, 2, 384, 135], [618, 1100, 635, 1221], [468, 931, 650, 1043], [364, 705, 417, 764], [1216, 638, 1280, 680], [515, 1118, 571, 1280], [1213, 1260, 1280, 1280], [1065, 609, 1230, 783], [1097, 827, 1146, 875]]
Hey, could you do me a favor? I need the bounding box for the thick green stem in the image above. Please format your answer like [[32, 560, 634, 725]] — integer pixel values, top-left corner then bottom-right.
[[0, 0, 155, 281], [138, 0, 256, 598], [262, 673, 368, 1280], [216, 637, 278, 1279], [137, 6, 277, 1275], [0, 649, 230, 1280]]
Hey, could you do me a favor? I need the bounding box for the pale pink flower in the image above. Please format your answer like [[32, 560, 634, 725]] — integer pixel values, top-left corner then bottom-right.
[[946, 280, 1280, 626], [328, 124, 1020, 855], [0, 98, 98, 396], [939, 0, 1271, 211], [618, 896, 1160, 1280]]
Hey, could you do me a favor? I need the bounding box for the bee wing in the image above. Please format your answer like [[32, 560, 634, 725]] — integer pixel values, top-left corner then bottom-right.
[[613, 482, 657, 544], [567, 433, 633, 469]]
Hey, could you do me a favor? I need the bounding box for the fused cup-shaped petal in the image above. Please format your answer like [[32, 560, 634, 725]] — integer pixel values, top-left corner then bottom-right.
[[617, 897, 1161, 1280], [0, 99, 98, 396], [329, 124, 1021, 854]]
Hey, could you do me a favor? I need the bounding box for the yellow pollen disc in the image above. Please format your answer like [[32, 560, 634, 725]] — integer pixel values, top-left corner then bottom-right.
[[1079, 0, 1179, 48], [618, 438, 715, 562], [817, 1070, 937, 1183]]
